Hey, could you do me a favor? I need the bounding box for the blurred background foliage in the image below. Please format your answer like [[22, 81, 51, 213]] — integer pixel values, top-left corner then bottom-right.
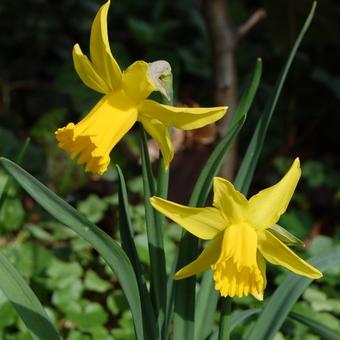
[[0, 0, 339, 339]]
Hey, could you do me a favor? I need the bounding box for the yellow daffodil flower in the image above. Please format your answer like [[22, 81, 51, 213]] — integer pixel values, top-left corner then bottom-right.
[[55, 0, 227, 175], [150, 158, 322, 300]]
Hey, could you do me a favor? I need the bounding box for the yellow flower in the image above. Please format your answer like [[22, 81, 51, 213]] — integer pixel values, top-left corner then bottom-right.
[[150, 158, 322, 300], [55, 0, 227, 175]]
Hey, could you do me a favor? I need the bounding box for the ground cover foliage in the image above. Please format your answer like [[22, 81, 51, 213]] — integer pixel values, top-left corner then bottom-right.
[[0, 0, 339, 339]]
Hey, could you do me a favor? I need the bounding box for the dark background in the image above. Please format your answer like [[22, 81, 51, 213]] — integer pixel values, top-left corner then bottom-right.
[[0, 0, 339, 338]]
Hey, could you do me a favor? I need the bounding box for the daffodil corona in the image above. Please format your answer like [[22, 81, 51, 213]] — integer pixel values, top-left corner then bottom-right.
[[55, 0, 227, 175], [150, 158, 322, 300]]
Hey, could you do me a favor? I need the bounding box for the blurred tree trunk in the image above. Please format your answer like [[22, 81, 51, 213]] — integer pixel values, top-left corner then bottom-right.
[[168, 0, 265, 203], [202, 0, 239, 180]]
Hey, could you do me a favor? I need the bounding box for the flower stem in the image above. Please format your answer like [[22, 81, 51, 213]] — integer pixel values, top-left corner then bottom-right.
[[218, 297, 232, 340]]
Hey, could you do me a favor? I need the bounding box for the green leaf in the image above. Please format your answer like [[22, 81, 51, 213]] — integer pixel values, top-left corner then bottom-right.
[[0, 137, 30, 209], [0, 291, 18, 328], [77, 194, 108, 224], [234, 2, 317, 194], [84, 270, 111, 293], [10, 242, 53, 278], [47, 260, 83, 290], [116, 165, 158, 340], [269, 224, 305, 248], [66, 300, 108, 330], [195, 271, 219, 340], [190, 59, 262, 340], [139, 127, 166, 333], [0, 251, 60, 339], [52, 280, 83, 308], [0, 196, 25, 231], [289, 311, 340, 340], [248, 251, 340, 340], [191, 58, 262, 208], [230, 308, 261, 331], [0, 157, 144, 340]]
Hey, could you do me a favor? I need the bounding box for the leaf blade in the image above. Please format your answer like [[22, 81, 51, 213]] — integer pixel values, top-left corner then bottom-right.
[[139, 127, 167, 333], [234, 2, 317, 194], [289, 311, 340, 340], [193, 59, 262, 340], [0, 251, 60, 340], [116, 165, 158, 339], [0, 157, 144, 340], [248, 251, 340, 340]]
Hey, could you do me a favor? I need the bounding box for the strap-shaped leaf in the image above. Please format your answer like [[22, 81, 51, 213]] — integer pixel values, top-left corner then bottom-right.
[[269, 224, 304, 248], [139, 127, 167, 332], [171, 59, 262, 340], [191, 59, 262, 340], [116, 165, 158, 339], [248, 251, 340, 340], [289, 311, 340, 340], [191, 58, 262, 208], [0, 251, 60, 340], [234, 2, 317, 194], [0, 157, 144, 340]]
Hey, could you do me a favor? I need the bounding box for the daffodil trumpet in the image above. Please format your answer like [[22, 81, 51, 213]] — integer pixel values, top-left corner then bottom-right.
[[55, 0, 227, 175], [150, 158, 322, 300]]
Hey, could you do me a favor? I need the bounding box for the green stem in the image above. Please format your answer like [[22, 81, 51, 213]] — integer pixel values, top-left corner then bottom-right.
[[218, 298, 232, 340]]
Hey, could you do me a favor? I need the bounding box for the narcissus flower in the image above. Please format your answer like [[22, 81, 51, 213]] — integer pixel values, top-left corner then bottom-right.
[[150, 158, 322, 300], [55, 0, 227, 175]]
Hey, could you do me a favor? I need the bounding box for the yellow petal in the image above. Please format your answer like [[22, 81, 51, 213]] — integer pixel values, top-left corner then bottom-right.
[[139, 100, 227, 130], [89, 0, 122, 90], [248, 158, 301, 230], [212, 223, 264, 299], [258, 230, 322, 279], [251, 252, 267, 301], [174, 235, 222, 280], [122, 61, 156, 103], [55, 90, 137, 175], [150, 197, 225, 240], [217, 223, 258, 271], [213, 177, 248, 224], [139, 116, 173, 170], [72, 44, 110, 94]]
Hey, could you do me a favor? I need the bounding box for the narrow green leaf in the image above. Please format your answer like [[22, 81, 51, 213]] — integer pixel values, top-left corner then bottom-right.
[[163, 254, 177, 340], [0, 251, 60, 340], [248, 251, 340, 340], [195, 270, 219, 340], [234, 2, 317, 194], [139, 127, 167, 333], [190, 58, 262, 207], [16, 137, 31, 165], [172, 59, 262, 340], [116, 165, 158, 340], [230, 308, 261, 331], [269, 224, 305, 248], [0, 157, 144, 340], [193, 59, 262, 340], [289, 311, 340, 340], [0, 137, 30, 207]]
